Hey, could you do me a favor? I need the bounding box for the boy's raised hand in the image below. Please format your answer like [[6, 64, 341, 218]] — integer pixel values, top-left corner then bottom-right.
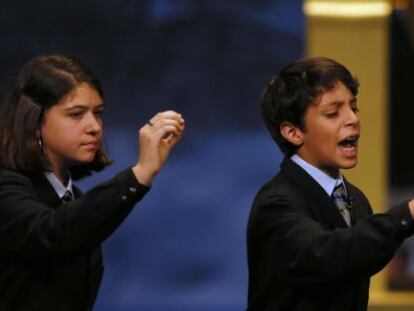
[[132, 110, 185, 185]]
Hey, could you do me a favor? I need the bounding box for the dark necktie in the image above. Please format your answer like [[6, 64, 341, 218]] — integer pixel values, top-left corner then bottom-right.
[[61, 190, 74, 203], [332, 183, 351, 226]]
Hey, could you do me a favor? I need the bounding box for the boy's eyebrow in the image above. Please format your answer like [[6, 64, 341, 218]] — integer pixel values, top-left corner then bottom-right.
[[321, 97, 357, 108]]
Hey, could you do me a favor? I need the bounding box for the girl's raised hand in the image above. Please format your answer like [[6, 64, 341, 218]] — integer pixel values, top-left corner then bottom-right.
[[132, 111, 185, 185]]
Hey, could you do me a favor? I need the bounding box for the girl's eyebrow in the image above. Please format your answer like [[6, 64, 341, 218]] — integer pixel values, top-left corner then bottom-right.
[[65, 103, 104, 111]]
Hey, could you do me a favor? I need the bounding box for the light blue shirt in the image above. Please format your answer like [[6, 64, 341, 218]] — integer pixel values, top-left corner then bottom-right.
[[44, 171, 74, 200], [290, 154, 346, 196]]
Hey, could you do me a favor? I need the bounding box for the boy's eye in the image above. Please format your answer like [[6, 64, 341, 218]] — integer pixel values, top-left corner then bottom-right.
[[352, 107, 359, 113]]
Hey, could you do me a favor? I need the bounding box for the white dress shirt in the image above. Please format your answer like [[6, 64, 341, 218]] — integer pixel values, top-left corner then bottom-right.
[[290, 154, 347, 196]]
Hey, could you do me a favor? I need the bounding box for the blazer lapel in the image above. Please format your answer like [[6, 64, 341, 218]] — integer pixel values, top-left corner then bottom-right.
[[72, 185, 82, 199], [342, 178, 365, 226], [281, 157, 349, 229], [31, 175, 63, 209]]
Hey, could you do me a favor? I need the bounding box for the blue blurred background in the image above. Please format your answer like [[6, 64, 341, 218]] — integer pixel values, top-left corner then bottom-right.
[[0, 1, 304, 310]]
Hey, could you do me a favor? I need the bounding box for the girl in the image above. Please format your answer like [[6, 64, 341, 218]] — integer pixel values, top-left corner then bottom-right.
[[0, 54, 184, 310]]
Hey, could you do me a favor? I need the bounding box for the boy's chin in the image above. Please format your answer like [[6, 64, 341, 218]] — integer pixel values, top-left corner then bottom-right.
[[339, 159, 358, 170], [323, 160, 357, 178]]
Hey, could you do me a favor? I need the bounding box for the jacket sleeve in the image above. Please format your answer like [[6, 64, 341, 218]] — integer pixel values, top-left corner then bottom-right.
[[0, 169, 149, 258], [250, 187, 414, 286]]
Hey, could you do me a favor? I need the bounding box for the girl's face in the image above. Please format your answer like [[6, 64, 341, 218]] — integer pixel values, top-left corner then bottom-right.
[[40, 83, 104, 175]]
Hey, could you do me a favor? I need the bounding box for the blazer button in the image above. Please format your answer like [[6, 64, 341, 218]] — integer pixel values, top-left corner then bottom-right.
[[121, 195, 127, 201], [401, 218, 408, 226], [129, 187, 137, 193]]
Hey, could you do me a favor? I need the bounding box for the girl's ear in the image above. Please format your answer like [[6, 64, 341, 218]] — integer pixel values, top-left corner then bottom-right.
[[36, 129, 43, 149], [36, 128, 41, 140], [280, 122, 304, 147]]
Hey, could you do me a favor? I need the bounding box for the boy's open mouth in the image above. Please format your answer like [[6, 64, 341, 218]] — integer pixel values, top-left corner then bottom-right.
[[338, 135, 359, 150]]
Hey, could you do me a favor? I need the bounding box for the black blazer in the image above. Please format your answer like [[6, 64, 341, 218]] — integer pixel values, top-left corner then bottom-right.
[[247, 158, 414, 311], [0, 168, 149, 311]]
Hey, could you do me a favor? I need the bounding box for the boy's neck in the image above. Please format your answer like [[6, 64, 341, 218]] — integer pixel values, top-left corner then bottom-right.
[[322, 166, 340, 179]]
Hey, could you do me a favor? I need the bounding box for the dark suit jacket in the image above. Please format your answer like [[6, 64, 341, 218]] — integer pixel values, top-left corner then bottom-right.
[[247, 158, 414, 311], [0, 168, 149, 311]]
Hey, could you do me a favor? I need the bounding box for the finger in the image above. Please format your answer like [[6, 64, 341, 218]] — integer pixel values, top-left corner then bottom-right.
[[158, 110, 183, 119], [142, 118, 182, 135], [163, 124, 185, 140], [164, 131, 182, 147], [150, 111, 184, 125], [155, 124, 183, 140], [159, 131, 182, 151], [150, 118, 184, 139], [139, 121, 183, 146], [153, 119, 184, 132], [146, 118, 184, 134]]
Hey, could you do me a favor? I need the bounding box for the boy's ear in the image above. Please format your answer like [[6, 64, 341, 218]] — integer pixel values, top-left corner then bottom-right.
[[280, 122, 304, 147]]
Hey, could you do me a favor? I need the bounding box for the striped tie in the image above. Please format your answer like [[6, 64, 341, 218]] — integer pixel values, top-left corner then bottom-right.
[[331, 184, 351, 226]]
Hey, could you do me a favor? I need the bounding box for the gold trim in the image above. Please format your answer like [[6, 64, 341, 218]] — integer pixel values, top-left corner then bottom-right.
[[369, 291, 414, 305], [304, 1, 392, 18]]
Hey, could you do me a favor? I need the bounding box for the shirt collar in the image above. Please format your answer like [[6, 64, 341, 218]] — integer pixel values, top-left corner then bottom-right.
[[44, 171, 74, 199], [290, 154, 345, 196]]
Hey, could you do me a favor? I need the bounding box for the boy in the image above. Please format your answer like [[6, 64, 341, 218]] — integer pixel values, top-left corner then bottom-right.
[[247, 57, 414, 311]]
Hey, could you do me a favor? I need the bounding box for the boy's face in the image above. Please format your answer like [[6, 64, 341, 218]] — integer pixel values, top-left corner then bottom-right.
[[296, 81, 360, 177]]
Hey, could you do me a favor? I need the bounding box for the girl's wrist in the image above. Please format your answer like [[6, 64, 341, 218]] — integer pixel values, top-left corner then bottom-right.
[[132, 163, 157, 186]]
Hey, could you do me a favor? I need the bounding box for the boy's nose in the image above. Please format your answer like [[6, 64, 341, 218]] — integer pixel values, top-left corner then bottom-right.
[[345, 108, 359, 127]]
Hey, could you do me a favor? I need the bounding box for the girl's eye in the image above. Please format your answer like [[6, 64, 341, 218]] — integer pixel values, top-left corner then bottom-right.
[[326, 111, 338, 118], [68, 112, 83, 118]]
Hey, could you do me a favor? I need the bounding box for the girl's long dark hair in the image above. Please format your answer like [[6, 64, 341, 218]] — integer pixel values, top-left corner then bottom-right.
[[0, 54, 112, 179]]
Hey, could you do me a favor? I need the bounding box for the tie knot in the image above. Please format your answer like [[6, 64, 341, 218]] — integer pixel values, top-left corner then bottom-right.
[[332, 183, 347, 198], [61, 190, 74, 202]]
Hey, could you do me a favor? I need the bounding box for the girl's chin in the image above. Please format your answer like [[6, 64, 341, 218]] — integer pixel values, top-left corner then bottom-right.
[[65, 157, 95, 168]]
